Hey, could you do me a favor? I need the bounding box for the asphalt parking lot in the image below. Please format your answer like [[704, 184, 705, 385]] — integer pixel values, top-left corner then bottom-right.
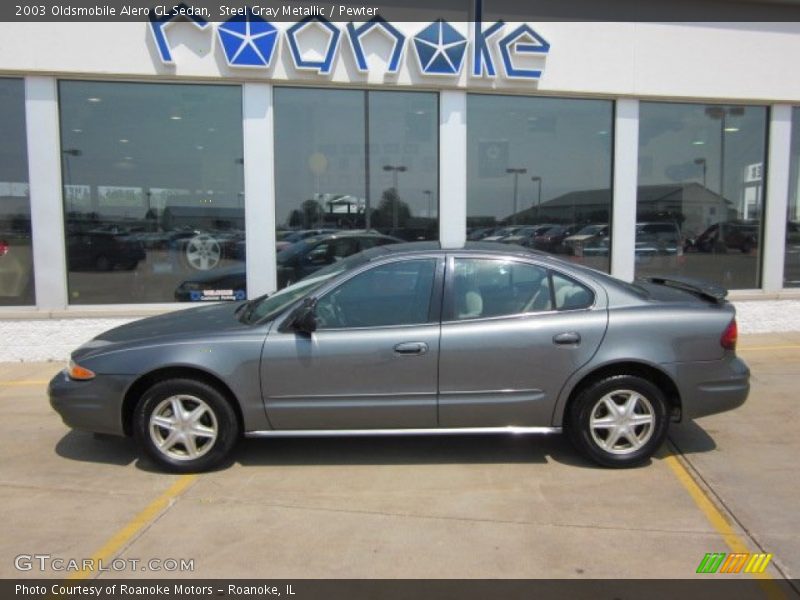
[[1, 334, 798, 589]]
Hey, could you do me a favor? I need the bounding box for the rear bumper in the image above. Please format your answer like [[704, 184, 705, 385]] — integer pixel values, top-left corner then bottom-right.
[[48, 370, 135, 436], [667, 355, 750, 420]]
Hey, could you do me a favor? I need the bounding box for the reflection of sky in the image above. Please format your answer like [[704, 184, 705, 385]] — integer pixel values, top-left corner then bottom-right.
[[638, 102, 767, 215], [466, 95, 613, 221], [274, 88, 438, 227], [58, 81, 244, 219]]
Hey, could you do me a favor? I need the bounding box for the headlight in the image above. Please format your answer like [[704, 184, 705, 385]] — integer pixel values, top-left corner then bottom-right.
[[67, 359, 96, 381]]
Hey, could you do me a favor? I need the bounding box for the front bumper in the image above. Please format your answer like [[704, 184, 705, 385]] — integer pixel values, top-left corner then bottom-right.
[[670, 355, 750, 420], [48, 370, 136, 436]]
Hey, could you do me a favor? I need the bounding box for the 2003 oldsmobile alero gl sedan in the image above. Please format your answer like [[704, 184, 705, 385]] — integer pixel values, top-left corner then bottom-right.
[[49, 242, 749, 472]]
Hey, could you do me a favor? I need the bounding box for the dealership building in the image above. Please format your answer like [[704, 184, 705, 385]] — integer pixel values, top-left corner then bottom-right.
[[1, 7, 800, 333]]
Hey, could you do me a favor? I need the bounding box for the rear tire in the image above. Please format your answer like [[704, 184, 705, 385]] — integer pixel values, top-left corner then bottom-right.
[[133, 378, 239, 473], [567, 375, 669, 468]]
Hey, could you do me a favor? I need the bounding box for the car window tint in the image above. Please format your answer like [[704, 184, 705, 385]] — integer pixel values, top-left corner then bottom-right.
[[551, 271, 594, 310], [315, 259, 437, 329], [452, 259, 551, 321]]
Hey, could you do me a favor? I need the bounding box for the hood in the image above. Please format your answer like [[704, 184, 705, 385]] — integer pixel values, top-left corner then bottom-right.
[[74, 302, 250, 360]]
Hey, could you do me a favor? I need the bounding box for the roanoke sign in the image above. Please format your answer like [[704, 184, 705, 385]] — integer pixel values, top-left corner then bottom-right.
[[149, 1, 550, 80]]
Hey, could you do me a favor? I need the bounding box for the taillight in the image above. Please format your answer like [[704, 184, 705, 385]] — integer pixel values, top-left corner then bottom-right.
[[721, 319, 738, 351], [0, 240, 8, 257]]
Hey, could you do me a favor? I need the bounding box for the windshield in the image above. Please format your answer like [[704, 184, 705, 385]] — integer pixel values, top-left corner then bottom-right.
[[242, 251, 373, 324]]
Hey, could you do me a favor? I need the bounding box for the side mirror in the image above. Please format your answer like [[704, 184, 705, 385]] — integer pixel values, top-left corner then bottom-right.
[[290, 297, 317, 334]]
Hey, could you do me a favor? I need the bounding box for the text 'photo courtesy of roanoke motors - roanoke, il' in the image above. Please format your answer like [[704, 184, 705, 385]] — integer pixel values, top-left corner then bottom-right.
[[1, 0, 800, 598]]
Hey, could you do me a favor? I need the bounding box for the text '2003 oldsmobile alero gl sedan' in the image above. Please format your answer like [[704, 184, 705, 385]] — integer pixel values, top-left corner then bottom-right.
[[49, 242, 749, 472]]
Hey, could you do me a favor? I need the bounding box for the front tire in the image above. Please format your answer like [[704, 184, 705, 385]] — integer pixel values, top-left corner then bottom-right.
[[133, 378, 239, 473], [568, 375, 669, 468]]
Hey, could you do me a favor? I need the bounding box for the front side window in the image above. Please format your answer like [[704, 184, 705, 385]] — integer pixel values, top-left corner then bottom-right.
[[637, 102, 767, 289], [59, 81, 244, 304], [451, 259, 552, 320], [0, 78, 34, 306], [466, 94, 614, 273], [315, 259, 436, 329], [786, 107, 800, 287]]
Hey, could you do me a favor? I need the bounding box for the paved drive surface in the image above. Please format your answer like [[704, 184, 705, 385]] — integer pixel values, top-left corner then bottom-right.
[[0, 334, 798, 588]]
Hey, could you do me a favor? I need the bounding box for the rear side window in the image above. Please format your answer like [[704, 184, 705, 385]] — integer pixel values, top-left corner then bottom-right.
[[551, 272, 594, 310], [451, 258, 552, 320]]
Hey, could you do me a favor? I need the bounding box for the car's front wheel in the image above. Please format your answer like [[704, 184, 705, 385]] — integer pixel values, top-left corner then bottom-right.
[[134, 378, 239, 473], [568, 375, 669, 468]]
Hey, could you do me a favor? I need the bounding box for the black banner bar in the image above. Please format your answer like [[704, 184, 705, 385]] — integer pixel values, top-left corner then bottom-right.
[[4, 0, 800, 22], [4, 579, 800, 600]]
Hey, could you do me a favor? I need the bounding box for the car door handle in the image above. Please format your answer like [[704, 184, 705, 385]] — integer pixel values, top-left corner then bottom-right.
[[393, 342, 428, 355], [553, 332, 581, 345]]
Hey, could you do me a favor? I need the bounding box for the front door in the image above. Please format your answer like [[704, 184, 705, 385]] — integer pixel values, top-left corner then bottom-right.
[[261, 257, 442, 429], [438, 256, 608, 427]]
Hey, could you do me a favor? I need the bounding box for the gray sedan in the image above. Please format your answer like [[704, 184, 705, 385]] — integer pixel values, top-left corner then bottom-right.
[[49, 243, 749, 472]]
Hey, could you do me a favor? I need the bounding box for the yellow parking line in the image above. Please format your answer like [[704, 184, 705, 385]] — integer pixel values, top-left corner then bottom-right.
[[662, 448, 784, 598], [67, 474, 198, 580]]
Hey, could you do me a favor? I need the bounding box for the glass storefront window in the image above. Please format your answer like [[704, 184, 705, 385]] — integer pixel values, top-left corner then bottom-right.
[[786, 107, 800, 287], [274, 88, 438, 289], [0, 78, 34, 306], [466, 94, 614, 273], [59, 81, 244, 304], [636, 102, 768, 289]]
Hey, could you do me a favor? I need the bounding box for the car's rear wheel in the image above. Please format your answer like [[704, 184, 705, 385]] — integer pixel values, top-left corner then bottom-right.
[[568, 375, 669, 468], [133, 378, 239, 473]]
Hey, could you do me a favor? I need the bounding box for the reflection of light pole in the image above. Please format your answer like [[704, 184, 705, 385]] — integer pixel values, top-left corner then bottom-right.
[[423, 189, 433, 219], [383, 164, 407, 229], [506, 167, 527, 224], [531, 176, 542, 221], [693, 158, 707, 189], [62, 148, 82, 213], [705, 106, 744, 202]]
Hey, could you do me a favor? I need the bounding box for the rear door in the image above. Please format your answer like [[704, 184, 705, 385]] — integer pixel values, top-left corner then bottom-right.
[[438, 255, 608, 427], [261, 256, 444, 429]]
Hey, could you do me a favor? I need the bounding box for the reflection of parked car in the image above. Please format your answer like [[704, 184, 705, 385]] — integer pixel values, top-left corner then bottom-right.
[[563, 224, 608, 256], [532, 224, 580, 253], [482, 226, 525, 242], [275, 229, 337, 252], [277, 232, 402, 289], [694, 221, 759, 254], [175, 231, 402, 300], [66, 229, 146, 272], [501, 224, 557, 247], [0, 234, 33, 300], [52, 241, 750, 472]]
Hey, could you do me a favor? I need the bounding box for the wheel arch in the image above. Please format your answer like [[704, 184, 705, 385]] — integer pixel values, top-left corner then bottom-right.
[[121, 366, 244, 437], [556, 360, 682, 427]]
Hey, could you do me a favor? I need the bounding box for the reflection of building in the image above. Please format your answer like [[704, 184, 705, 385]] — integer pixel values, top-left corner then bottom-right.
[[506, 183, 734, 237]]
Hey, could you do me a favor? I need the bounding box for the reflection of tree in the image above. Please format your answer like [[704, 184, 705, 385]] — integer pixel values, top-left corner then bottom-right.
[[373, 188, 411, 230], [288, 199, 324, 229]]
